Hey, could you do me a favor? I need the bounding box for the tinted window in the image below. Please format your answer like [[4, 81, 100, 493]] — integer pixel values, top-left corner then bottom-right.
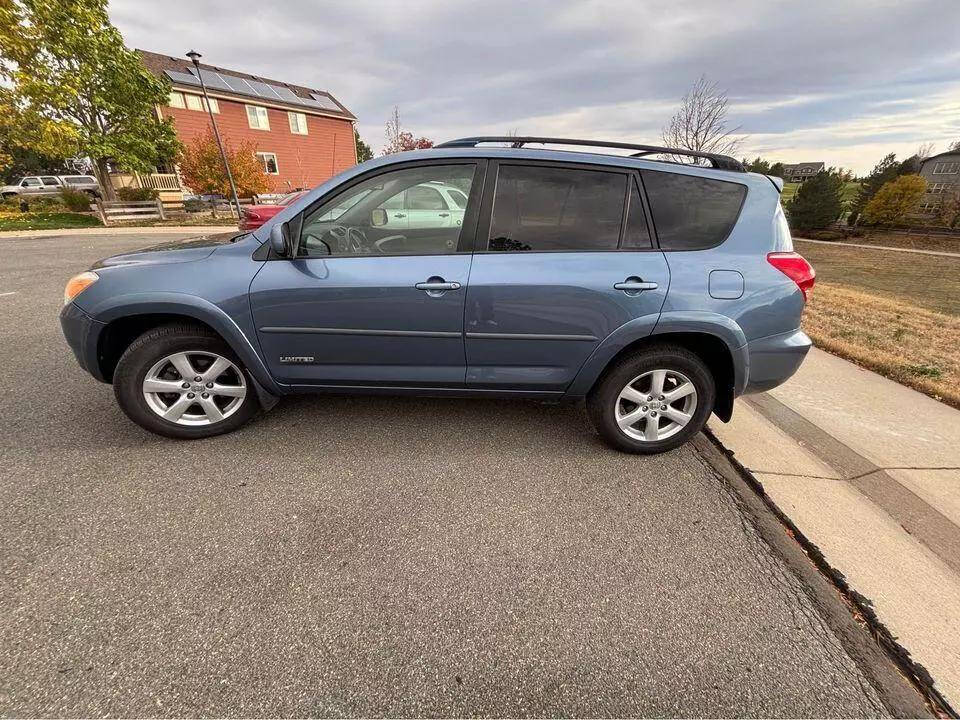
[[40, 176, 60, 185], [300, 164, 475, 257], [622, 177, 652, 249], [489, 165, 625, 252], [641, 170, 746, 250]]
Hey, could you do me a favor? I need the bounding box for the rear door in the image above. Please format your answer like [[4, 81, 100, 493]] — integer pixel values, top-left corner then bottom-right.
[[464, 161, 669, 392]]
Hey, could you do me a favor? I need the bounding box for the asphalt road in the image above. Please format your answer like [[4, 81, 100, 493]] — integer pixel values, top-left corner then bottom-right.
[[0, 233, 922, 717]]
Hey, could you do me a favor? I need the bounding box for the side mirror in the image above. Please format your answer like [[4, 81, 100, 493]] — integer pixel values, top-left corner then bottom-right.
[[269, 222, 291, 257], [371, 208, 387, 227]]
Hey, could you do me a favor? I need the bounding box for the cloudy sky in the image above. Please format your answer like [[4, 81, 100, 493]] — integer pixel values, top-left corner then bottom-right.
[[110, 0, 960, 174]]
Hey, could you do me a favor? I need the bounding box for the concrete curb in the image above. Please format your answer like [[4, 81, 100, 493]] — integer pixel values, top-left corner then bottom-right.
[[0, 226, 239, 239]]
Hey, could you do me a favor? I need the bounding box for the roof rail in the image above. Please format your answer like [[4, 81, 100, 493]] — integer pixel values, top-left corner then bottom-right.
[[434, 136, 745, 172]]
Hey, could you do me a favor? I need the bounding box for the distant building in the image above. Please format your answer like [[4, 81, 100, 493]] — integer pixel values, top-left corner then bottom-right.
[[138, 49, 357, 195], [780, 162, 825, 183], [917, 150, 960, 216]]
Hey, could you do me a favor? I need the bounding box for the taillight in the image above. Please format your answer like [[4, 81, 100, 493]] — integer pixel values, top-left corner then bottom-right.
[[767, 251, 815, 301]]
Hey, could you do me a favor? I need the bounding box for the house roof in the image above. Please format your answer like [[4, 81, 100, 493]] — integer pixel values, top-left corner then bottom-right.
[[137, 49, 356, 121], [782, 162, 825, 171], [920, 150, 960, 166]]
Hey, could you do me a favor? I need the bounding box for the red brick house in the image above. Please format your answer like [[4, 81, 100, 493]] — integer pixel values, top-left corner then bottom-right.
[[138, 49, 357, 195]]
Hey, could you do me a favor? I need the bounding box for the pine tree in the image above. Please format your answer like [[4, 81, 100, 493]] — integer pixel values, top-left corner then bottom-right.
[[785, 171, 845, 231]]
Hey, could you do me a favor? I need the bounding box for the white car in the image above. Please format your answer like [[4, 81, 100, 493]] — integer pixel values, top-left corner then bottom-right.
[[377, 182, 469, 229], [1, 174, 101, 199]]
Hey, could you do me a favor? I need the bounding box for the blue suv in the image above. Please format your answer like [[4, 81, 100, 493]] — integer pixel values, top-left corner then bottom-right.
[[60, 137, 814, 453]]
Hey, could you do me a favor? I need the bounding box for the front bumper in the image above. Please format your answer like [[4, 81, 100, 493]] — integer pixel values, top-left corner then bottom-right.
[[60, 302, 107, 381], [743, 328, 811, 394]]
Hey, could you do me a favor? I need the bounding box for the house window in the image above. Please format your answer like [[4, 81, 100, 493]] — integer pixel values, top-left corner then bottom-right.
[[930, 183, 948, 193], [169, 91, 185, 108], [256, 152, 279, 174], [933, 162, 959, 174], [288, 112, 308, 135], [185, 94, 203, 111], [246, 105, 270, 130]]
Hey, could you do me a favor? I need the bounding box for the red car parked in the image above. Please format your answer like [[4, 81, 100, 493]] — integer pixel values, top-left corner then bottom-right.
[[239, 190, 309, 231]]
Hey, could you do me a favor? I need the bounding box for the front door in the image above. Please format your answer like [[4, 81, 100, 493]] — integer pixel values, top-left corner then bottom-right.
[[464, 161, 669, 392], [250, 161, 485, 387]]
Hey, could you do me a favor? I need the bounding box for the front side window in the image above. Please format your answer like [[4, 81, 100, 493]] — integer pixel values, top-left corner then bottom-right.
[[488, 165, 626, 252], [299, 164, 476, 258], [256, 152, 279, 174], [22, 178, 42, 187], [641, 170, 747, 250], [246, 105, 270, 130], [288, 112, 308, 135]]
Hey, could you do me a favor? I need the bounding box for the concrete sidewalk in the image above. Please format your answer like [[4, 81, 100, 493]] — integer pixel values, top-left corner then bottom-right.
[[0, 225, 238, 239], [710, 347, 960, 710], [795, 237, 960, 257]]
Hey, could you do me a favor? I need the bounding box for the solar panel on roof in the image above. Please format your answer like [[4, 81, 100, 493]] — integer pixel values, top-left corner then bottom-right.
[[273, 86, 302, 103], [309, 93, 342, 111], [197, 69, 233, 92], [164, 70, 200, 86], [248, 80, 284, 100], [221, 74, 256, 96]]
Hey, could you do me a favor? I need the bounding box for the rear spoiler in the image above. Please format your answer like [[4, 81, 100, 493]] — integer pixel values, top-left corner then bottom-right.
[[765, 175, 784, 193]]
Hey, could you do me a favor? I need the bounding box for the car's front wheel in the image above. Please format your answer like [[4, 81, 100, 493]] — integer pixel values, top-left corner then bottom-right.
[[113, 324, 259, 439], [587, 345, 715, 454]]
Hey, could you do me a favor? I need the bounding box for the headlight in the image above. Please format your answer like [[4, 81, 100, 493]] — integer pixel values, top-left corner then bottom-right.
[[64, 271, 99, 305]]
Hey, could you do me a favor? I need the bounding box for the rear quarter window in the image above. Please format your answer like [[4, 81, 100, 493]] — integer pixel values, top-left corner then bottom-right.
[[640, 170, 746, 250]]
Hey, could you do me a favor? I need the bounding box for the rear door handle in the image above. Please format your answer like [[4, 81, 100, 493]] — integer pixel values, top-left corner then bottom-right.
[[394, 213, 406, 218], [438, 212, 449, 217], [416, 280, 461, 291], [614, 278, 658, 292]]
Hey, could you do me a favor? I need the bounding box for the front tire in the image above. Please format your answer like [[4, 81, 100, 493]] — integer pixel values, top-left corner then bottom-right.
[[113, 324, 260, 439], [587, 345, 715, 454]]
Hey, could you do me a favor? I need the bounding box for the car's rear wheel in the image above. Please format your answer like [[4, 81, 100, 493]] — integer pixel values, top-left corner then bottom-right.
[[587, 345, 715, 454], [113, 324, 259, 439]]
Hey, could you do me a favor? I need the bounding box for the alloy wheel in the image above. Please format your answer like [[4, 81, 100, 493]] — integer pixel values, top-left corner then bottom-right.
[[614, 368, 698, 442], [142, 351, 246, 426]]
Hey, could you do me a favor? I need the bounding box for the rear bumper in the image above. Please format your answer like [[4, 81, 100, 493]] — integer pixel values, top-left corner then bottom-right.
[[743, 328, 811, 394], [60, 301, 107, 382]]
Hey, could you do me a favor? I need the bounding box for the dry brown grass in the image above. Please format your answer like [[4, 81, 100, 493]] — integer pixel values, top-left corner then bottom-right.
[[803, 282, 960, 408]]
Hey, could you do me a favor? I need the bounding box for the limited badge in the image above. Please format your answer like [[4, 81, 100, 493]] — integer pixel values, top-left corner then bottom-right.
[[279, 355, 315, 364]]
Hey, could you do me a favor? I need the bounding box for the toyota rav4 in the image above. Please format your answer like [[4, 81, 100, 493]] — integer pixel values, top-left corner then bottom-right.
[[60, 136, 814, 453]]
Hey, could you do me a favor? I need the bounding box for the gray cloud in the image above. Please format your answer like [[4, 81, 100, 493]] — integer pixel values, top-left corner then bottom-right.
[[111, 0, 960, 172]]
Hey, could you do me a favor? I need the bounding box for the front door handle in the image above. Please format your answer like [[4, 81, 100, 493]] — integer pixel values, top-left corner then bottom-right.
[[416, 278, 461, 296], [614, 277, 658, 294], [438, 212, 449, 217], [394, 213, 406, 218]]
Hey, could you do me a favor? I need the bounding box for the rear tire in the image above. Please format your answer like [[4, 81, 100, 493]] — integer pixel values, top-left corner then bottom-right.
[[113, 324, 260, 439], [587, 344, 715, 454]]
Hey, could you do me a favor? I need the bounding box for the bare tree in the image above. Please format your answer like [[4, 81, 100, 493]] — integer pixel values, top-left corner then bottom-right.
[[916, 142, 935, 161], [661, 76, 743, 161], [383, 106, 402, 155], [949, 139, 960, 152]]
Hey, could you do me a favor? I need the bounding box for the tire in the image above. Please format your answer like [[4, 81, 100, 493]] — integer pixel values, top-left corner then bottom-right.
[[113, 324, 260, 439], [587, 344, 715, 454]]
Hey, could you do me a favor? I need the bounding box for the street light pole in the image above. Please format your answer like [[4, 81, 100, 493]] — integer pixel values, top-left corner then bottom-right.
[[186, 50, 241, 220]]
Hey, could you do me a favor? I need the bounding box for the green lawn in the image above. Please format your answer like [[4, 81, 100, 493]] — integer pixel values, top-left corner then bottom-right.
[[781, 181, 860, 209], [0, 212, 102, 231]]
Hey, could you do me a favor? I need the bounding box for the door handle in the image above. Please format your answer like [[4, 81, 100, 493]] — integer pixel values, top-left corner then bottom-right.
[[614, 277, 658, 294], [415, 281, 461, 291], [394, 213, 406, 218], [438, 212, 449, 217]]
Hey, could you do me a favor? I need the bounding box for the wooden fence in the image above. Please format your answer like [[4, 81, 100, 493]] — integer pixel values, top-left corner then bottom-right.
[[95, 199, 166, 225]]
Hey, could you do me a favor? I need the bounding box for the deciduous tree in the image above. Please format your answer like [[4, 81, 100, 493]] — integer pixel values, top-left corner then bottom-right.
[[0, 0, 179, 199], [850, 153, 900, 222], [178, 128, 271, 201], [661, 76, 743, 160], [785, 171, 845, 231], [382, 106, 433, 155], [862, 174, 927, 225]]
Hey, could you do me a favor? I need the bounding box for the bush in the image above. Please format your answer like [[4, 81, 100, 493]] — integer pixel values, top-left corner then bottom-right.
[[116, 186, 159, 201], [862, 174, 927, 225], [183, 198, 205, 213], [59, 187, 93, 212]]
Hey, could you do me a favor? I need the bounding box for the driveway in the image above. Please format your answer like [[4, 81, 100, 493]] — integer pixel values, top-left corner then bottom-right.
[[0, 233, 926, 716]]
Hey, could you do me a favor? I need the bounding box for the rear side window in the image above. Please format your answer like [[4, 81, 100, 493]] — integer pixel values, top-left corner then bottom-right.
[[489, 165, 626, 252], [641, 170, 746, 250], [622, 177, 652, 249]]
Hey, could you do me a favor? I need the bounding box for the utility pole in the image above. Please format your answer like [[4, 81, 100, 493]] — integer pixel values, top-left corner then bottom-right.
[[186, 50, 241, 220]]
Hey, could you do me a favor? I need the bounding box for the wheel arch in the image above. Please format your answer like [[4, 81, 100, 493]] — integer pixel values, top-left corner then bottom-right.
[[88, 294, 279, 397], [566, 313, 748, 422]]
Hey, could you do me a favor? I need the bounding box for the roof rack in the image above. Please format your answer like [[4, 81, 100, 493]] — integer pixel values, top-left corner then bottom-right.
[[434, 136, 745, 172]]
